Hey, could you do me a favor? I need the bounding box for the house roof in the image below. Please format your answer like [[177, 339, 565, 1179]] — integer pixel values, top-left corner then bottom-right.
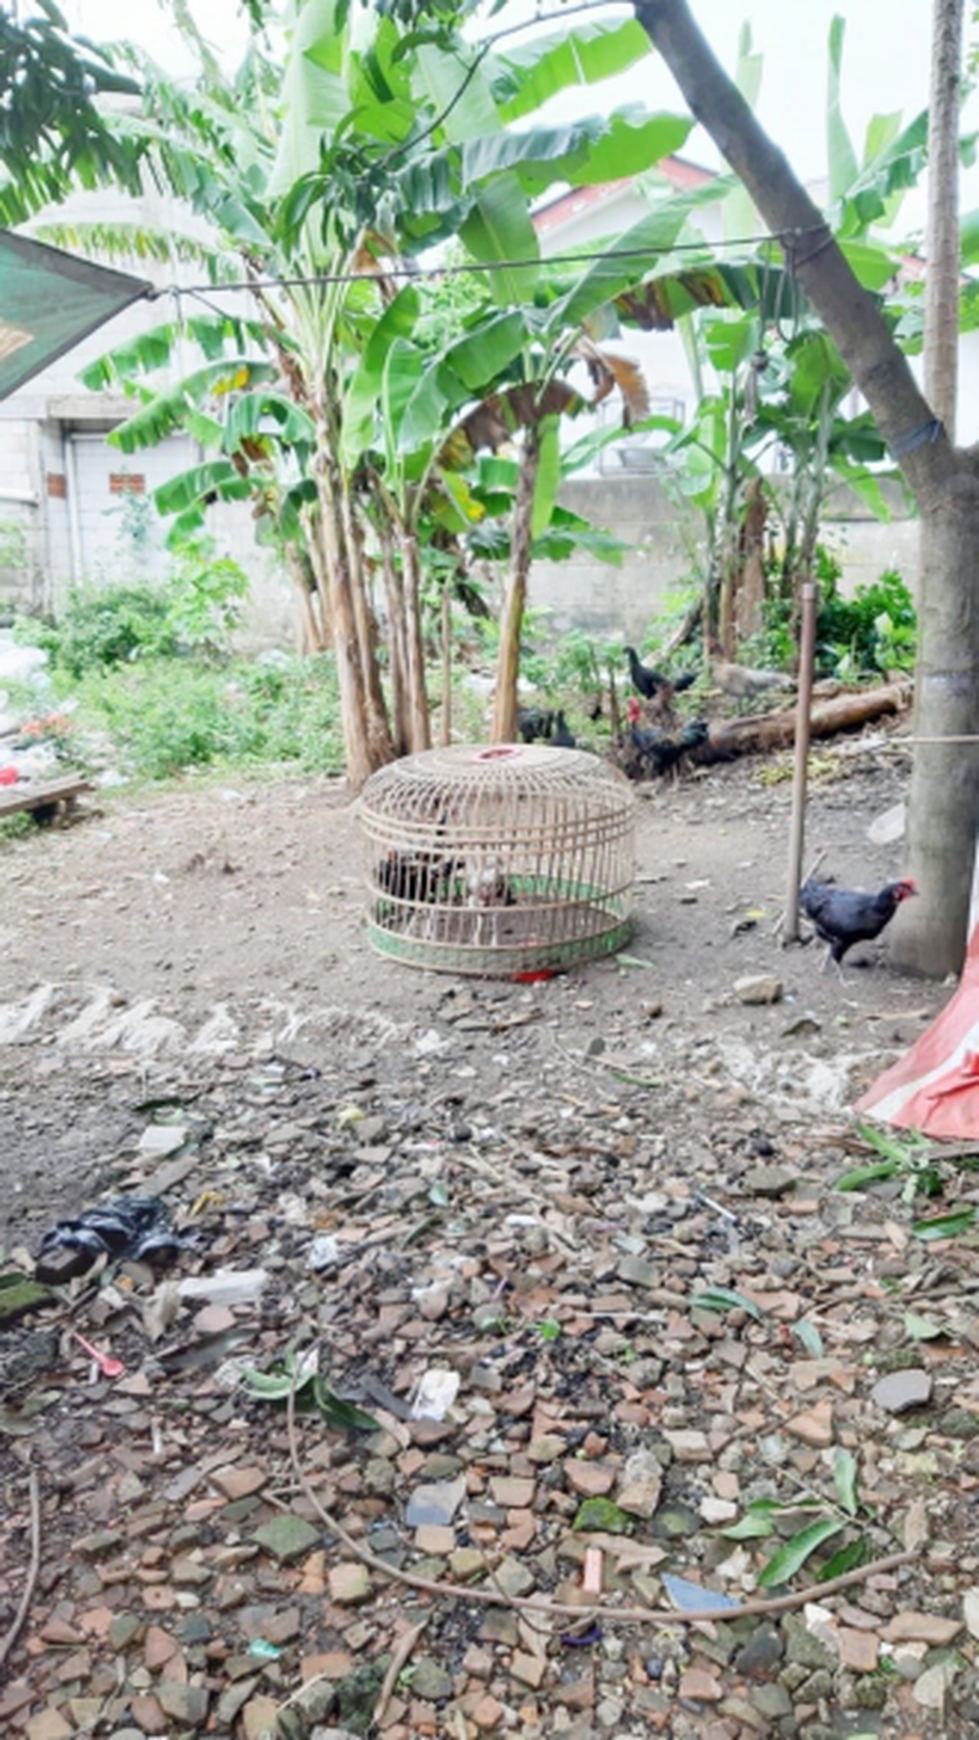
[[531, 155, 716, 238]]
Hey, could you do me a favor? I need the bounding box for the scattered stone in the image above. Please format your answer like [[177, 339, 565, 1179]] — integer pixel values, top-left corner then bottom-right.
[[328, 1563, 372, 1605], [251, 1515, 320, 1562], [157, 1682, 210, 1726], [616, 1449, 663, 1519], [734, 975, 783, 1005], [871, 1369, 933, 1414], [881, 1612, 963, 1646], [405, 1476, 467, 1528], [785, 1397, 834, 1448], [565, 1461, 616, 1497], [743, 1165, 796, 1198], [409, 1658, 453, 1701], [211, 1464, 268, 1501]]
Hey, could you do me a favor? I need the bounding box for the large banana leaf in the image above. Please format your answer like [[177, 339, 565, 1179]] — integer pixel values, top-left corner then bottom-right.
[[108, 357, 278, 453], [837, 111, 928, 235], [459, 172, 541, 306], [785, 330, 849, 418], [531, 415, 562, 541], [723, 25, 763, 243], [79, 315, 266, 392], [541, 186, 734, 335], [154, 459, 253, 517], [225, 391, 316, 449], [414, 42, 539, 306], [268, 0, 355, 196], [341, 284, 422, 466], [826, 16, 859, 205], [487, 16, 654, 124]]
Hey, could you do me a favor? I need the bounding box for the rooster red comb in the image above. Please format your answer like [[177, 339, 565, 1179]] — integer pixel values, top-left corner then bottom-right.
[[896, 877, 918, 898], [626, 695, 643, 722]]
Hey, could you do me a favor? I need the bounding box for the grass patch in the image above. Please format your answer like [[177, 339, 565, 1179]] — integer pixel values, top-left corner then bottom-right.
[[63, 655, 346, 782]]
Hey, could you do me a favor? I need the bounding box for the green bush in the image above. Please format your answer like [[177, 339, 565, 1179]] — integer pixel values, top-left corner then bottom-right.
[[817, 564, 917, 677], [68, 654, 344, 781], [23, 536, 249, 678], [28, 584, 178, 675], [750, 549, 917, 679]]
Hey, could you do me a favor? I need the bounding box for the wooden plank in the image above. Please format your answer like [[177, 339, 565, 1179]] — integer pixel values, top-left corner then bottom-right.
[[0, 775, 91, 819]]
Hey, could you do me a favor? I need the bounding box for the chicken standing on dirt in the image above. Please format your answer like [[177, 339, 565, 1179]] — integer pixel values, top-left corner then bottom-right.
[[800, 875, 917, 977]]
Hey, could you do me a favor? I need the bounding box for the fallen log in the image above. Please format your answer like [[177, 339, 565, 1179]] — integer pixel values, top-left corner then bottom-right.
[[697, 678, 913, 763]]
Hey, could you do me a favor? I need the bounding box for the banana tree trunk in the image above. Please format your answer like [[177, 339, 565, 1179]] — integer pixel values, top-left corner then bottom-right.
[[340, 479, 393, 766], [440, 582, 452, 748], [398, 530, 432, 754], [312, 435, 379, 789], [492, 430, 541, 743], [379, 531, 411, 757], [285, 542, 327, 654]]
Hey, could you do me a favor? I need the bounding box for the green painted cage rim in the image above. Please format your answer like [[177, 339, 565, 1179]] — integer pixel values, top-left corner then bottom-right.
[[365, 913, 633, 978]]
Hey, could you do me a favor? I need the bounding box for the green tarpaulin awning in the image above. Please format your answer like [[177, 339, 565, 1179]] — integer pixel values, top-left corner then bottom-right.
[[0, 229, 152, 401]]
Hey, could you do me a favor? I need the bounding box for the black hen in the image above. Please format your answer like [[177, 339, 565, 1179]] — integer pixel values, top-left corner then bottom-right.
[[624, 645, 695, 700], [627, 719, 708, 777], [800, 876, 917, 974], [548, 709, 576, 748], [517, 706, 554, 744]]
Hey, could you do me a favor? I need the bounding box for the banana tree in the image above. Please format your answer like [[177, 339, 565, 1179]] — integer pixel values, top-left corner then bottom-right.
[[69, 0, 705, 782], [0, 2, 142, 224]]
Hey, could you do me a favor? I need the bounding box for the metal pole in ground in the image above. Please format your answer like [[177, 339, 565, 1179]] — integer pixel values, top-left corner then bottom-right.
[[783, 580, 818, 943]]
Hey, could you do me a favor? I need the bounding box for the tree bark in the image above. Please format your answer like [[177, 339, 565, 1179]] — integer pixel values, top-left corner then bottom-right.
[[696, 679, 912, 762], [379, 531, 411, 757], [313, 431, 377, 790], [634, 0, 979, 976], [925, 0, 964, 439], [492, 430, 541, 744], [340, 480, 393, 768], [398, 530, 433, 754]]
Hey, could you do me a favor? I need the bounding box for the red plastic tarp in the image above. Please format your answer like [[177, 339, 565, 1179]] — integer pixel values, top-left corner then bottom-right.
[[855, 925, 979, 1137]]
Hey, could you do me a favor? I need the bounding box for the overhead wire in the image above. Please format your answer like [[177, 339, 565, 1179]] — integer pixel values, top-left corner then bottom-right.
[[153, 224, 829, 304]]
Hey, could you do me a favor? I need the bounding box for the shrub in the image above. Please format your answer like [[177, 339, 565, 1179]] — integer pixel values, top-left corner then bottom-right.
[[68, 654, 345, 781]]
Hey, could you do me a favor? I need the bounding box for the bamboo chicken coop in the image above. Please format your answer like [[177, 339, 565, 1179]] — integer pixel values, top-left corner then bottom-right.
[[358, 743, 635, 976]]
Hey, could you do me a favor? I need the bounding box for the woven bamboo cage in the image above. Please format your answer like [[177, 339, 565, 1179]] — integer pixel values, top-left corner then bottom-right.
[[357, 743, 635, 975]]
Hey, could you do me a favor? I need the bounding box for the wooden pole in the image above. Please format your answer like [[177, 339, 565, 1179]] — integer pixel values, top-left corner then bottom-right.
[[783, 580, 818, 942]]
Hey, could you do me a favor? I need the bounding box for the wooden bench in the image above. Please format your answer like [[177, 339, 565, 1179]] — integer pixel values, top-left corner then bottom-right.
[[0, 773, 92, 823]]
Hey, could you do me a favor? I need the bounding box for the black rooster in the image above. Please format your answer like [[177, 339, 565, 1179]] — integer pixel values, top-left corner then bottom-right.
[[799, 875, 917, 976], [627, 718, 709, 778], [376, 850, 460, 903], [624, 645, 696, 701]]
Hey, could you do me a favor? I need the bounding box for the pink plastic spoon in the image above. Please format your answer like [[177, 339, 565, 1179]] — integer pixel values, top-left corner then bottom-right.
[[71, 1331, 125, 1379]]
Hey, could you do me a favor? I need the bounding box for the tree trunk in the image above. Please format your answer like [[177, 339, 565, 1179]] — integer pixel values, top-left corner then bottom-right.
[[313, 437, 377, 790], [696, 678, 911, 761], [925, 0, 963, 440], [633, 0, 979, 976], [285, 542, 326, 654], [340, 480, 393, 767], [492, 429, 541, 743], [440, 582, 452, 748], [379, 532, 411, 757], [900, 472, 979, 972], [398, 530, 432, 754], [739, 477, 767, 639]]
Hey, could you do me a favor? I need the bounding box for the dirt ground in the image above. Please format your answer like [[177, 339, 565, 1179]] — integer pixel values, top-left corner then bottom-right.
[[5, 728, 978, 1740], [0, 732, 937, 1250]]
